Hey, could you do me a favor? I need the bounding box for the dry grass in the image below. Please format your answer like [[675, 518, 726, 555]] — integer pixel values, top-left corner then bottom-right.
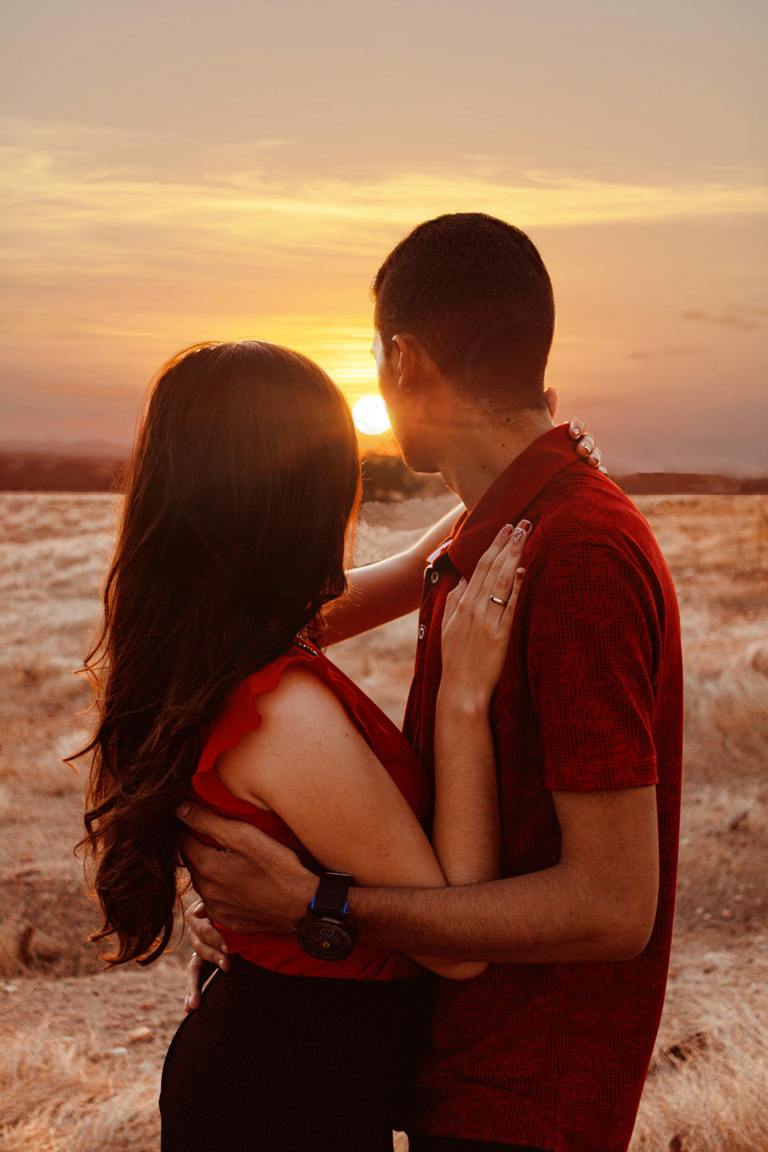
[[0, 1026, 158, 1152], [0, 491, 766, 1150], [634, 997, 768, 1151]]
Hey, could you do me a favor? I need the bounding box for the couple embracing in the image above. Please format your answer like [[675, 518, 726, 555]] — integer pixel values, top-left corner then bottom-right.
[[77, 213, 682, 1152]]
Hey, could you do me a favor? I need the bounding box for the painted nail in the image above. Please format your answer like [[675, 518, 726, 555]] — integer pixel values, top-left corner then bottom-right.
[[518, 520, 532, 532], [501, 524, 514, 537]]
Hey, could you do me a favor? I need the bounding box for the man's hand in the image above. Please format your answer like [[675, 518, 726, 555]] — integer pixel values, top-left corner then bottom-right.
[[177, 802, 316, 935]]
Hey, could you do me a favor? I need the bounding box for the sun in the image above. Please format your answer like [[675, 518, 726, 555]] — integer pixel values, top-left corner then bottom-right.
[[352, 394, 391, 436]]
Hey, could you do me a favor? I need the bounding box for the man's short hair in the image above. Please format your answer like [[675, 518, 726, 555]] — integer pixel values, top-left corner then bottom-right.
[[373, 213, 555, 411]]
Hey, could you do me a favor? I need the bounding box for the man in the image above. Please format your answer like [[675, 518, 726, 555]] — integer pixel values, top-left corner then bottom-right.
[[179, 213, 683, 1152]]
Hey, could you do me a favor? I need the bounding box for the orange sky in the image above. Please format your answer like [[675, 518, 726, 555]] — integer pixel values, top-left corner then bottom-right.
[[1, 1, 766, 472]]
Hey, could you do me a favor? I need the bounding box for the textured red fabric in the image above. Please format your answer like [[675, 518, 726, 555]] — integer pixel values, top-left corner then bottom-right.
[[405, 424, 683, 1152], [192, 642, 430, 980]]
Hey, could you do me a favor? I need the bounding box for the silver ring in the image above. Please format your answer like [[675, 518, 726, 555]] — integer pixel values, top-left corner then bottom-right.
[[489, 594, 508, 607]]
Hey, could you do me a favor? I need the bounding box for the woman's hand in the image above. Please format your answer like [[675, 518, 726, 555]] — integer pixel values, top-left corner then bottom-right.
[[183, 899, 229, 1012], [440, 520, 531, 715], [569, 417, 606, 472]]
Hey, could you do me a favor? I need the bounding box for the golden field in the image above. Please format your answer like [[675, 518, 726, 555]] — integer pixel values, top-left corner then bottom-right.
[[0, 491, 766, 1151]]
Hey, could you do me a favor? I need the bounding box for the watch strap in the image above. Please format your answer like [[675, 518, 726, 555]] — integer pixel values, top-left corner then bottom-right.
[[311, 871, 353, 919]]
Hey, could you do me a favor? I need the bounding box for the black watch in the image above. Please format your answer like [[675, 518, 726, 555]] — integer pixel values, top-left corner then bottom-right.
[[294, 871, 355, 961]]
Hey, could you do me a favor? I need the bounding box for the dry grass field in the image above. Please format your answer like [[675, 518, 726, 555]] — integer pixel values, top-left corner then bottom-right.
[[0, 490, 766, 1151]]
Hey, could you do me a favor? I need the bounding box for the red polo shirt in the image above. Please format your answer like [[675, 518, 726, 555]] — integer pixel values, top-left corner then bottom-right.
[[405, 424, 683, 1152]]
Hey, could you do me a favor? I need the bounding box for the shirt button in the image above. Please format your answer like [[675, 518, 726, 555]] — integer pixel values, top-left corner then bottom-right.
[[429, 569, 440, 584], [418, 624, 426, 640]]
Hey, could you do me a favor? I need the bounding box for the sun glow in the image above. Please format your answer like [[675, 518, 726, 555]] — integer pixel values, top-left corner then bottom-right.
[[352, 394, 391, 436]]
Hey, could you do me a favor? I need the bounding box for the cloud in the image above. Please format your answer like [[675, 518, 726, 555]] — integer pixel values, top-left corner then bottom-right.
[[627, 345, 706, 361], [681, 305, 768, 331], [2, 115, 767, 288], [2, 116, 766, 464]]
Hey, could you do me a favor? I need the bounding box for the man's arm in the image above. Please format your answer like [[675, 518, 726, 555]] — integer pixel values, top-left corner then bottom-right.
[[344, 786, 658, 961], [179, 785, 658, 966]]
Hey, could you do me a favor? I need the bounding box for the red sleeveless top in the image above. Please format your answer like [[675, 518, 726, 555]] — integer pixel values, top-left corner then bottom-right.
[[191, 639, 431, 980]]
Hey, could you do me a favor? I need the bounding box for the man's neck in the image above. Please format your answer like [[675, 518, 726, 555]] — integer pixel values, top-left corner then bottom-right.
[[437, 409, 554, 511]]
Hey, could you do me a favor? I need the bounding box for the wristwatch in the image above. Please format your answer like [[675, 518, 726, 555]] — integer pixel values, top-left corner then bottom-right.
[[294, 871, 356, 961]]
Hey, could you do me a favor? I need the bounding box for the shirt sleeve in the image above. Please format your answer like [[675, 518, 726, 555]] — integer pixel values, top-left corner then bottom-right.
[[525, 543, 661, 791]]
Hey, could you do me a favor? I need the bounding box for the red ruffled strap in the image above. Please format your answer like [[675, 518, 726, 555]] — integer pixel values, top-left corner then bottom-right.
[[192, 647, 337, 818]]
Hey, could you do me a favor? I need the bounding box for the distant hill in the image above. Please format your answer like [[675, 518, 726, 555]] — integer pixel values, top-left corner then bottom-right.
[[0, 448, 766, 499], [0, 450, 126, 493], [616, 472, 768, 496]]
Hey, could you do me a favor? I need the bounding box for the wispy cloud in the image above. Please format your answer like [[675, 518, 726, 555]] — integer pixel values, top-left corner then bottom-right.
[[627, 345, 706, 361], [2, 117, 767, 285], [681, 305, 768, 332], [2, 117, 767, 462]]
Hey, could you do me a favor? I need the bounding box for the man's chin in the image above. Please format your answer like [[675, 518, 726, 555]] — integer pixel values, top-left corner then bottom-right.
[[398, 445, 440, 476]]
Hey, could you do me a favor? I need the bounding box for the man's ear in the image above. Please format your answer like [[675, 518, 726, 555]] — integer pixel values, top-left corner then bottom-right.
[[544, 386, 559, 420], [391, 334, 419, 395]]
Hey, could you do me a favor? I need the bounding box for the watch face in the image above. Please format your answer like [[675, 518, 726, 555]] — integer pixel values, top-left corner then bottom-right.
[[296, 916, 354, 961]]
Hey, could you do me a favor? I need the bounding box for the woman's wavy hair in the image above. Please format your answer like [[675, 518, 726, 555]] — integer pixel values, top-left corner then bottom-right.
[[69, 341, 361, 965]]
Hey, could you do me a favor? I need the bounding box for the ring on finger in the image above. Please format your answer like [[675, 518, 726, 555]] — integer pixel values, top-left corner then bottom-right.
[[489, 594, 508, 607]]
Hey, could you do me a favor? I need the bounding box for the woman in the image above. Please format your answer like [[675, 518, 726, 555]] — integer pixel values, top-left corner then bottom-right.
[[74, 340, 594, 1151]]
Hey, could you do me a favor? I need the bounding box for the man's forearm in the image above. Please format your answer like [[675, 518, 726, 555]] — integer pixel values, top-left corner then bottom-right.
[[347, 864, 641, 964]]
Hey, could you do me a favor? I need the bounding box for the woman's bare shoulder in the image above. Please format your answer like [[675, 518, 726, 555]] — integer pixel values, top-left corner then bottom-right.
[[216, 663, 371, 805]]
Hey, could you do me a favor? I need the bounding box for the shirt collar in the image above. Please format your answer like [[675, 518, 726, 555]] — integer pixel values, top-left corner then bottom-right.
[[445, 423, 579, 579]]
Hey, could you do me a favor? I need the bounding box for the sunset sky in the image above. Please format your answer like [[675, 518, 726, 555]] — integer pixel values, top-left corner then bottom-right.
[[2, 1, 766, 472]]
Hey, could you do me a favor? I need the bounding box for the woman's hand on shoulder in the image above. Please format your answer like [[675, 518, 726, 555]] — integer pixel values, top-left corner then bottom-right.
[[439, 520, 531, 714], [569, 417, 607, 472]]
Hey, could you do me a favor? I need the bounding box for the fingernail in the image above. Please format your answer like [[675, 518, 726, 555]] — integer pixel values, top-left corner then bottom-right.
[[518, 520, 532, 532], [516, 567, 526, 579], [221, 943, 229, 953], [177, 803, 191, 818], [501, 524, 513, 537]]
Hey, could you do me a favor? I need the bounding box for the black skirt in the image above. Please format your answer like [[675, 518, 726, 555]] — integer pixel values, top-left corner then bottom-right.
[[160, 955, 437, 1152]]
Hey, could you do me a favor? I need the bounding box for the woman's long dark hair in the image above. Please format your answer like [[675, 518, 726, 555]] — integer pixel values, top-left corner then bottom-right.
[[70, 341, 361, 965]]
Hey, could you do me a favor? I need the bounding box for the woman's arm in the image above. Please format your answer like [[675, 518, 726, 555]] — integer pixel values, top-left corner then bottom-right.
[[183, 522, 529, 997], [432, 521, 529, 883], [214, 663, 484, 979], [315, 501, 463, 646], [316, 418, 599, 647]]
